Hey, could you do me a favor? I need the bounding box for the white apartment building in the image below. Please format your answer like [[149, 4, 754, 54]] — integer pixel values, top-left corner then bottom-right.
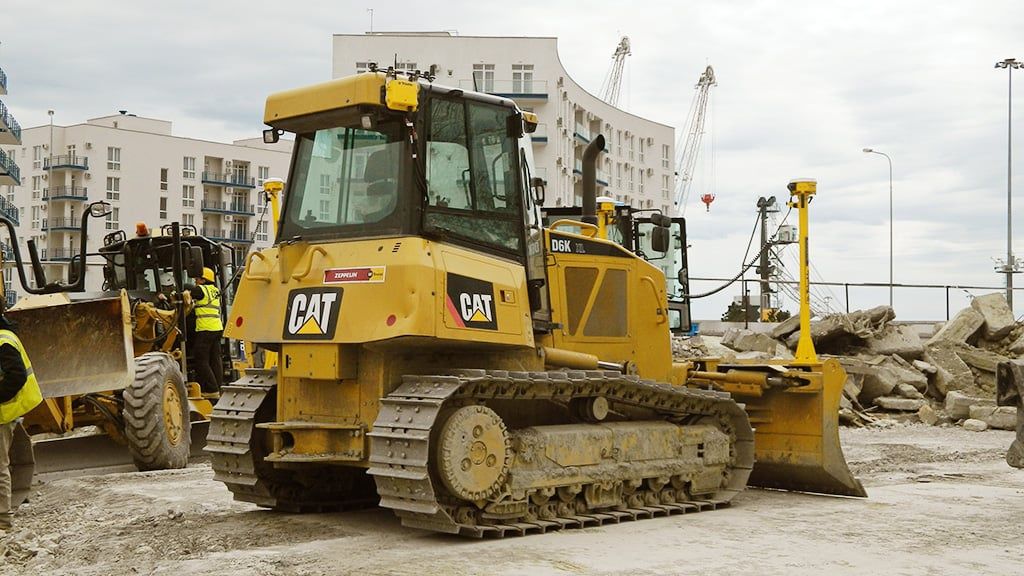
[[3, 112, 291, 291], [0, 55, 25, 305], [332, 33, 676, 213]]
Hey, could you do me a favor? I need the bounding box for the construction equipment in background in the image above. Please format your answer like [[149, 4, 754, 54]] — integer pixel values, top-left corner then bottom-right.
[[208, 68, 863, 538], [599, 36, 631, 108], [0, 205, 234, 501], [675, 65, 716, 215], [996, 360, 1024, 468]]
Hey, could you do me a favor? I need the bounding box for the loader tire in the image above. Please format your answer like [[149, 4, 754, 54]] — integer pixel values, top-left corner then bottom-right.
[[123, 352, 191, 471]]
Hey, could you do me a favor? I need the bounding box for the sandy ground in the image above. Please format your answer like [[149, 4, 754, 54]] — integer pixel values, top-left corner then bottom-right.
[[1, 424, 1022, 576]]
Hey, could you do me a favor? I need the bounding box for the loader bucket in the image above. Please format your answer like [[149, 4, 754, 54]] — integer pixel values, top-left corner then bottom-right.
[[8, 293, 135, 399], [740, 358, 867, 497], [10, 421, 35, 507]]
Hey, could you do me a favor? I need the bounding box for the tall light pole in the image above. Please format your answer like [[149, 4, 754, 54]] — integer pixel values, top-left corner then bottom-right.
[[863, 148, 893, 307], [996, 58, 1022, 311]]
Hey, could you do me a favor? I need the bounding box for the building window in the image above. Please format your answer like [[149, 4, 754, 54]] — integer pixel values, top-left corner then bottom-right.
[[628, 166, 634, 192], [662, 144, 670, 169], [639, 170, 645, 194], [616, 131, 622, 157], [628, 135, 635, 161], [31, 176, 41, 199], [182, 184, 195, 208], [256, 220, 269, 242], [107, 147, 121, 170], [159, 197, 168, 220], [512, 64, 534, 93], [319, 199, 331, 221], [639, 139, 645, 163], [662, 174, 670, 199], [106, 176, 120, 201], [616, 163, 622, 189], [67, 144, 76, 157], [160, 168, 168, 191], [472, 63, 495, 92], [106, 207, 120, 230], [32, 146, 42, 169], [182, 213, 194, 226], [319, 174, 332, 195], [31, 206, 40, 230], [355, 61, 370, 74], [183, 156, 196, 179], [257, 165, 269, 186]]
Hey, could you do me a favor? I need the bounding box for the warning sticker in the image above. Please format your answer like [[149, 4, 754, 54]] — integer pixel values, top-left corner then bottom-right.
[[323, 266, 386, 284]]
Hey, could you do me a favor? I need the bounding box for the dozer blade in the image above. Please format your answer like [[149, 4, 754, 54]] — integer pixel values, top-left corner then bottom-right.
[[31, 421, 210, 483], [740, 359, 867, 497], [9, 293, 135, 398]]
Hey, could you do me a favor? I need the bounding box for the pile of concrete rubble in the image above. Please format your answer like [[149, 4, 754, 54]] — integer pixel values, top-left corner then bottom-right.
[[675, 293, 1020, 431]]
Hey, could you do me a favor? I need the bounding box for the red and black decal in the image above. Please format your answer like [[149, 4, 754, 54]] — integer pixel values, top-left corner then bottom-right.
[[445, 273, 498, 330]]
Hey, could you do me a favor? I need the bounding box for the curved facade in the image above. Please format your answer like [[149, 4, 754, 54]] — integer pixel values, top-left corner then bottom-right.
[[332, 33, 675, 213]]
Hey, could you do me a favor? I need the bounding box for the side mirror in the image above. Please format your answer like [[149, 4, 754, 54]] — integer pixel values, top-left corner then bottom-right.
[[677, 267, 688, 286], [650, 212, 672, 227], [507, 113, 525, 138], [651, 225, 671, 253], [263, 128, 281, 144], [185, 246, 204, 279], [530, 176, 546, 206], [88, 201, 112, 218]]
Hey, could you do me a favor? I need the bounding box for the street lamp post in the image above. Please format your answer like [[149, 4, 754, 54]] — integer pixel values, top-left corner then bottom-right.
[[863, 148, 894, 307], [996, 58, 1022, 311]]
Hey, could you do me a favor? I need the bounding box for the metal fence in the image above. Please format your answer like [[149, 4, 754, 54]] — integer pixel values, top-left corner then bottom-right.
[[691, 276, 1022, 321]]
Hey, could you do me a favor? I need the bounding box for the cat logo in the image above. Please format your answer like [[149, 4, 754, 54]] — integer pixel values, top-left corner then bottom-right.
[[445, 273, 498, 330], [282, 288, 343, 340]]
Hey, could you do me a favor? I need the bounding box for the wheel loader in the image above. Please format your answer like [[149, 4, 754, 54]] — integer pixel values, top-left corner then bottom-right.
[[1, 207, 234, 505], [208, 67, 864, 537]]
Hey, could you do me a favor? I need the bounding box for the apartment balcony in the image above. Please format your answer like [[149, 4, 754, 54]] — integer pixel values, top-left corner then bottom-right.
[[201, 227, 253, 244], [47, 248, 79, 262], [571, 160, 609, 187], [43, 155, 89, 171], [573, 122, 590, 144], [0, 195, 19, 225], [43, 186, 89, 201], [0, 99, 21, 145], [1, 241, 12, 261], [0, 147, 19, 187], [200, 200, 255, 216], [42, 217, 81, 231], [458, 79, 549, 100], [0, 66, 7, 95], [5, 285, 16, 309], [202, 171, 255, 188], [532, 123, 548, 143]]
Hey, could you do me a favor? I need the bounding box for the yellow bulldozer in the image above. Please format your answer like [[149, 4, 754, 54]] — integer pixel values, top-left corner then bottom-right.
[[1, 207, 234, 504], [208, 66, 864, 537]]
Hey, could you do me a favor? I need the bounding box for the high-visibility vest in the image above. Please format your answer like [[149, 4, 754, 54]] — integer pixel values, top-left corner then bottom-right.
[[195, 284, 224, 332], [0, 329, 43, 424]]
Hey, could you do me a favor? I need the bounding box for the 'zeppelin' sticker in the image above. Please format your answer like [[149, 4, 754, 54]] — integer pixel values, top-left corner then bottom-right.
[[323, 266, 386, 284]]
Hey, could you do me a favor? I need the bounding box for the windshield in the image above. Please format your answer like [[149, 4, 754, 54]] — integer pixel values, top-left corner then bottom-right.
[[281, 121, 405, 239]]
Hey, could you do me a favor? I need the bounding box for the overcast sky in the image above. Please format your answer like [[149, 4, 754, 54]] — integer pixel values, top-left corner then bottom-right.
[[3, 0, 1023, 321]]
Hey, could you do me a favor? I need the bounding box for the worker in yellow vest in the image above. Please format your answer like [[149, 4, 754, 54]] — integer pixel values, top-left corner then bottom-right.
[[0, 307, 42, 531], [189, 267, 224, 398]]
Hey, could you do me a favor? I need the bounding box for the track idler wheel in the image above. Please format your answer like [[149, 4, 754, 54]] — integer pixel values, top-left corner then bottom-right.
[[436, 405, 512, 501]]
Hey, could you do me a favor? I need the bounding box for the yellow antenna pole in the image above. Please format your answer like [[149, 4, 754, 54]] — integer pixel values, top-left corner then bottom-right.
[[787, 178, 818, 364], [262, 177, 285, 236]]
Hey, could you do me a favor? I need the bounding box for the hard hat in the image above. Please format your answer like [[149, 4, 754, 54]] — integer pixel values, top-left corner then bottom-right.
[[160, 271, 175, 287], [202, 267, 215, 283]]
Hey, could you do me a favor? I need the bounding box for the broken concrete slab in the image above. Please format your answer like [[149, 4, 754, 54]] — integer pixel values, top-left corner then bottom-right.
[[944, 390, 997, 420], [897, 383, 925, 399], [962, 418, 989, 432], [970, 293, 1016, 341], [1008, 332, 1024, 356], [884, 355, 929, 391], [874, 396, 926, 411], [967, 405, 1018, 431], [771, 314, 802, 340], [912, 360, 938, 375], [927, 308, 984, 346], [918, 404, 939, 425], [786, 306, 895, 354], [955, 346, 1009, 374], [925, 344, 977, 396], [732, 332, 782, 354], [866, 324, 924, 360]]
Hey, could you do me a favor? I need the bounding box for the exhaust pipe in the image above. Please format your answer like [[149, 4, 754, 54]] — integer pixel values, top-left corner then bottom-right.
[[581, 134, 606, 225]]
